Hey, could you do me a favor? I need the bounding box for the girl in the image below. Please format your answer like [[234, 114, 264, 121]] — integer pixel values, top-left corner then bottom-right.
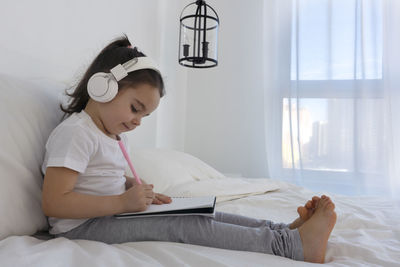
[[41, 35, 336, 263]]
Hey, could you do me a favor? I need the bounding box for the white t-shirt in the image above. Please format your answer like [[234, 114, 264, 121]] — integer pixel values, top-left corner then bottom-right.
[[42, 110, 128, 234]]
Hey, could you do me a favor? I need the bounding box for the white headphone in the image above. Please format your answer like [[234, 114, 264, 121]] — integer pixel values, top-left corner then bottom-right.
[[87, 56, 161, 103]]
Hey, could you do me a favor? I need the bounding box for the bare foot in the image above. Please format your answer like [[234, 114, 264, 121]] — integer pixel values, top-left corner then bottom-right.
[[298, 195, 337, 263], [289, 196, 320, 229]]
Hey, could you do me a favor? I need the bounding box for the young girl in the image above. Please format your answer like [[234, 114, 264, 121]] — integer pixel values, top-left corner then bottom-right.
[[41, 36, 337, 263]]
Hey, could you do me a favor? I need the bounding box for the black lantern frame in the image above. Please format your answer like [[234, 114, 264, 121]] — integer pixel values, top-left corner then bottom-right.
[[179, 0, 219, 68]]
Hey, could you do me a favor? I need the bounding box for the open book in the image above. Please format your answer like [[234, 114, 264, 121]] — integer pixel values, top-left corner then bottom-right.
[[114, 196, 216, 219]]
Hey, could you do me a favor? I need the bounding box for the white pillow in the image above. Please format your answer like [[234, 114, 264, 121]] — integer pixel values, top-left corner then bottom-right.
[[0, 74, 64, 240], [128, 148, 226, 193]]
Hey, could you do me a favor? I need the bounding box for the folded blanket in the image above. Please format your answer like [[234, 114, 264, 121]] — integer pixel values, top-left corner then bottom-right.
[[162, 178, 282, 203]]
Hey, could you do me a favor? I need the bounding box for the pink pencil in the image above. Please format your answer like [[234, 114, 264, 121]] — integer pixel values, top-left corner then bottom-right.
[[118, 140, 142, 184]]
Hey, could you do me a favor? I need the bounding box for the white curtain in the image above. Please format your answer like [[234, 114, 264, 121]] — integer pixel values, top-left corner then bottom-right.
[[264, 0, 400, 198]]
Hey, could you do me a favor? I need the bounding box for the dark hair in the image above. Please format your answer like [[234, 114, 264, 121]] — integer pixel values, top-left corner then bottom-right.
[[61, 35, 165, 117]]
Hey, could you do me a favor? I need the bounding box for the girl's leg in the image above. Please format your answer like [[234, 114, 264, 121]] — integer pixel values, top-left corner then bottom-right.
[[214, 212, 290, 230], [57, 215, 303, 261]]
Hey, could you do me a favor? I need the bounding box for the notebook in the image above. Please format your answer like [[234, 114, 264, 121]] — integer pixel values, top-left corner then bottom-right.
[[114, 196, 216, 219]]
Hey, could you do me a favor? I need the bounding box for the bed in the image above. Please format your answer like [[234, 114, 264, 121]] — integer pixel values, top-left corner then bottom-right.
[[0, 73, 399, 267]]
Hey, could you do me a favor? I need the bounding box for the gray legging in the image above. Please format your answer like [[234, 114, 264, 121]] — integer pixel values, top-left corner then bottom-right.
[[57, 212, 304, 261]]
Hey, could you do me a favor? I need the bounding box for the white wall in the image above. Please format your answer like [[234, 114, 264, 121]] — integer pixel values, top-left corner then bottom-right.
[[155, 0, 188, 151], [0, 0, 161, 82], [184, 0, 269, 177]]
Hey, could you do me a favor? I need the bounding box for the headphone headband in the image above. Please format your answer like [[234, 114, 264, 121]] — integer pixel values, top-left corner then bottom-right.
[[110, 57, 161, 81]]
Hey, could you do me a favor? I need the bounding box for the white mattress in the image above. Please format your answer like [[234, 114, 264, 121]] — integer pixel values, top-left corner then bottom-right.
[[1, 179, 399, 267]]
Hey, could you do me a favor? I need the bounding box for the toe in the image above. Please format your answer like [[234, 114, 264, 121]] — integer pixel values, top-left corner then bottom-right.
[[326, 201, 335, 210], [317, 197, 328, 208], [312, 196, 320, 205], [297, 206, 303, 215], [298, 206, 308, 219]]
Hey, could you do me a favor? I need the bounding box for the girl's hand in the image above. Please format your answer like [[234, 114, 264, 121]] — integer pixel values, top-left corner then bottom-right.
[[124, 176, 171, 205], [124, 176, 134, 190], [152, 193, 172, 205], [120, 182, 155, 213]]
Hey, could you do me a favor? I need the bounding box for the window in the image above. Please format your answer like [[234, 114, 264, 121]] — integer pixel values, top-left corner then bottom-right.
[[281, 0, 384, 194]]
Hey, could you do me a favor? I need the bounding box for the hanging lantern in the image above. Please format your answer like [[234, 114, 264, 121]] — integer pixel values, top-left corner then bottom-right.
[[179, 0, 219, 68]]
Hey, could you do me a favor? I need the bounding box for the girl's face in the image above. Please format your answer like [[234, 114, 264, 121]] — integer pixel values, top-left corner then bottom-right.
[[94, 83, 160, 138]]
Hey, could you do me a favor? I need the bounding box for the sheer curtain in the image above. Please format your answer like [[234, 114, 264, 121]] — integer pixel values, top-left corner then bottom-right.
[[263, 0, 400, 198]]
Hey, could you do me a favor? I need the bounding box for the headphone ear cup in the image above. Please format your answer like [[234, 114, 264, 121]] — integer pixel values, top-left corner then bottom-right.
[[87, 72, 118, 103]]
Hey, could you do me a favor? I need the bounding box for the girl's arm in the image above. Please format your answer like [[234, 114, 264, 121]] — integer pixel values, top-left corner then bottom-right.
[[42, 167, 154, 219]]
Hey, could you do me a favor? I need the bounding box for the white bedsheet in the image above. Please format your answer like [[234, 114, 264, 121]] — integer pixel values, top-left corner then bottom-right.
[[1, 179, 399, 267]]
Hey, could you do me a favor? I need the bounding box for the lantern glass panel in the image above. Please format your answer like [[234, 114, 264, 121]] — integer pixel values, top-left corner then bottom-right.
[[179, 2, 219, 68]]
